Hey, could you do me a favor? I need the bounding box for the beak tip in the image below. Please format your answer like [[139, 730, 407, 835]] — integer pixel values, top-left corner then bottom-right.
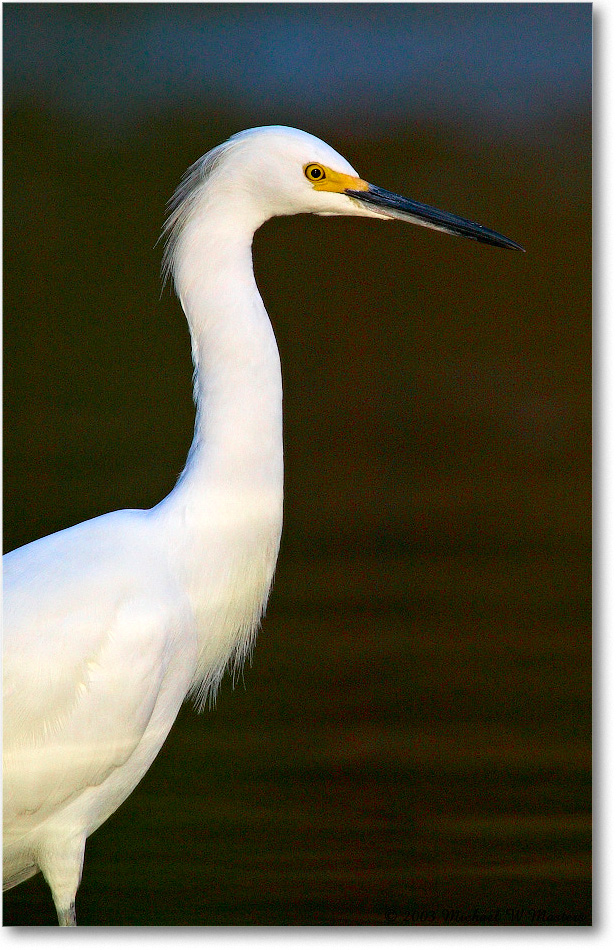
[[489, 236, 526, 252]]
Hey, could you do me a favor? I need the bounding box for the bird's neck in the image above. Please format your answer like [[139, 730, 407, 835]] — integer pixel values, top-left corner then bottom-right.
[[159, 211, 284, 545]]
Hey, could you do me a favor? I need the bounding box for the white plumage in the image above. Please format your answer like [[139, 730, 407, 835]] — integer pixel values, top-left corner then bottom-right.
[[3, 125, 521, 926]]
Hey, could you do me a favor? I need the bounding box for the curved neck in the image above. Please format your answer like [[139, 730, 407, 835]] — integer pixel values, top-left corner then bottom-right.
[[164, 208, 283, 512]]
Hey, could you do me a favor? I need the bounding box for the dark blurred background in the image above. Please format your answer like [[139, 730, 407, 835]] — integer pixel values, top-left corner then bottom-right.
[[3, 2, 591, 927]]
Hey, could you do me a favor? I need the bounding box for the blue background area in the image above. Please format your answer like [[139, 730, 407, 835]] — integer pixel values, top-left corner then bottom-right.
[[4, 3, 590, 134]]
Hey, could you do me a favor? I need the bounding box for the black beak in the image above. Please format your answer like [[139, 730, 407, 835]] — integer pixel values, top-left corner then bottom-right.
[[345, 184, 524, 251]]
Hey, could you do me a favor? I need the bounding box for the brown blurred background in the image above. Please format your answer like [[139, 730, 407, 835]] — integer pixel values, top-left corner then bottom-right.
[[3, 3, 591, 927]]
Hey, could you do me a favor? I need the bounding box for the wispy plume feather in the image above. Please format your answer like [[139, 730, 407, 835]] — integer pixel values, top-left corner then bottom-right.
[[161, 139, 233, 291]]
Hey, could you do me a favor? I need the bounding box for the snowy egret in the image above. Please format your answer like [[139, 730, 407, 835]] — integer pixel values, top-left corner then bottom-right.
[[3, 125, 522, 926]]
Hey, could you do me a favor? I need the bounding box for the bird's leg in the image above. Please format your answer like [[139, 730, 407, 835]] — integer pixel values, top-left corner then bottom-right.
[[57, 902, 77, 927], [38, 837, 85, 927]]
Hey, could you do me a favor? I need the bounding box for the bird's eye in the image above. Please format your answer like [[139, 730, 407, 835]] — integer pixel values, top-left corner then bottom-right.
[[305, 164, 326, 182]]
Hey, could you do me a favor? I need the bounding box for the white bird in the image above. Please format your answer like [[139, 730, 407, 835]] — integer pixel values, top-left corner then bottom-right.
[[3, 125, 522, 926]]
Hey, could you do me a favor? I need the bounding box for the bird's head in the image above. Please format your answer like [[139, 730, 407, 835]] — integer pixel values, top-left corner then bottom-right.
[[163, 125, 523, 289], [206, 126, 523, 245]]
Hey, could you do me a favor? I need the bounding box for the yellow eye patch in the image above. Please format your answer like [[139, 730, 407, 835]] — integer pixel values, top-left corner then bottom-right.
[[304, 163, 369, 193]]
